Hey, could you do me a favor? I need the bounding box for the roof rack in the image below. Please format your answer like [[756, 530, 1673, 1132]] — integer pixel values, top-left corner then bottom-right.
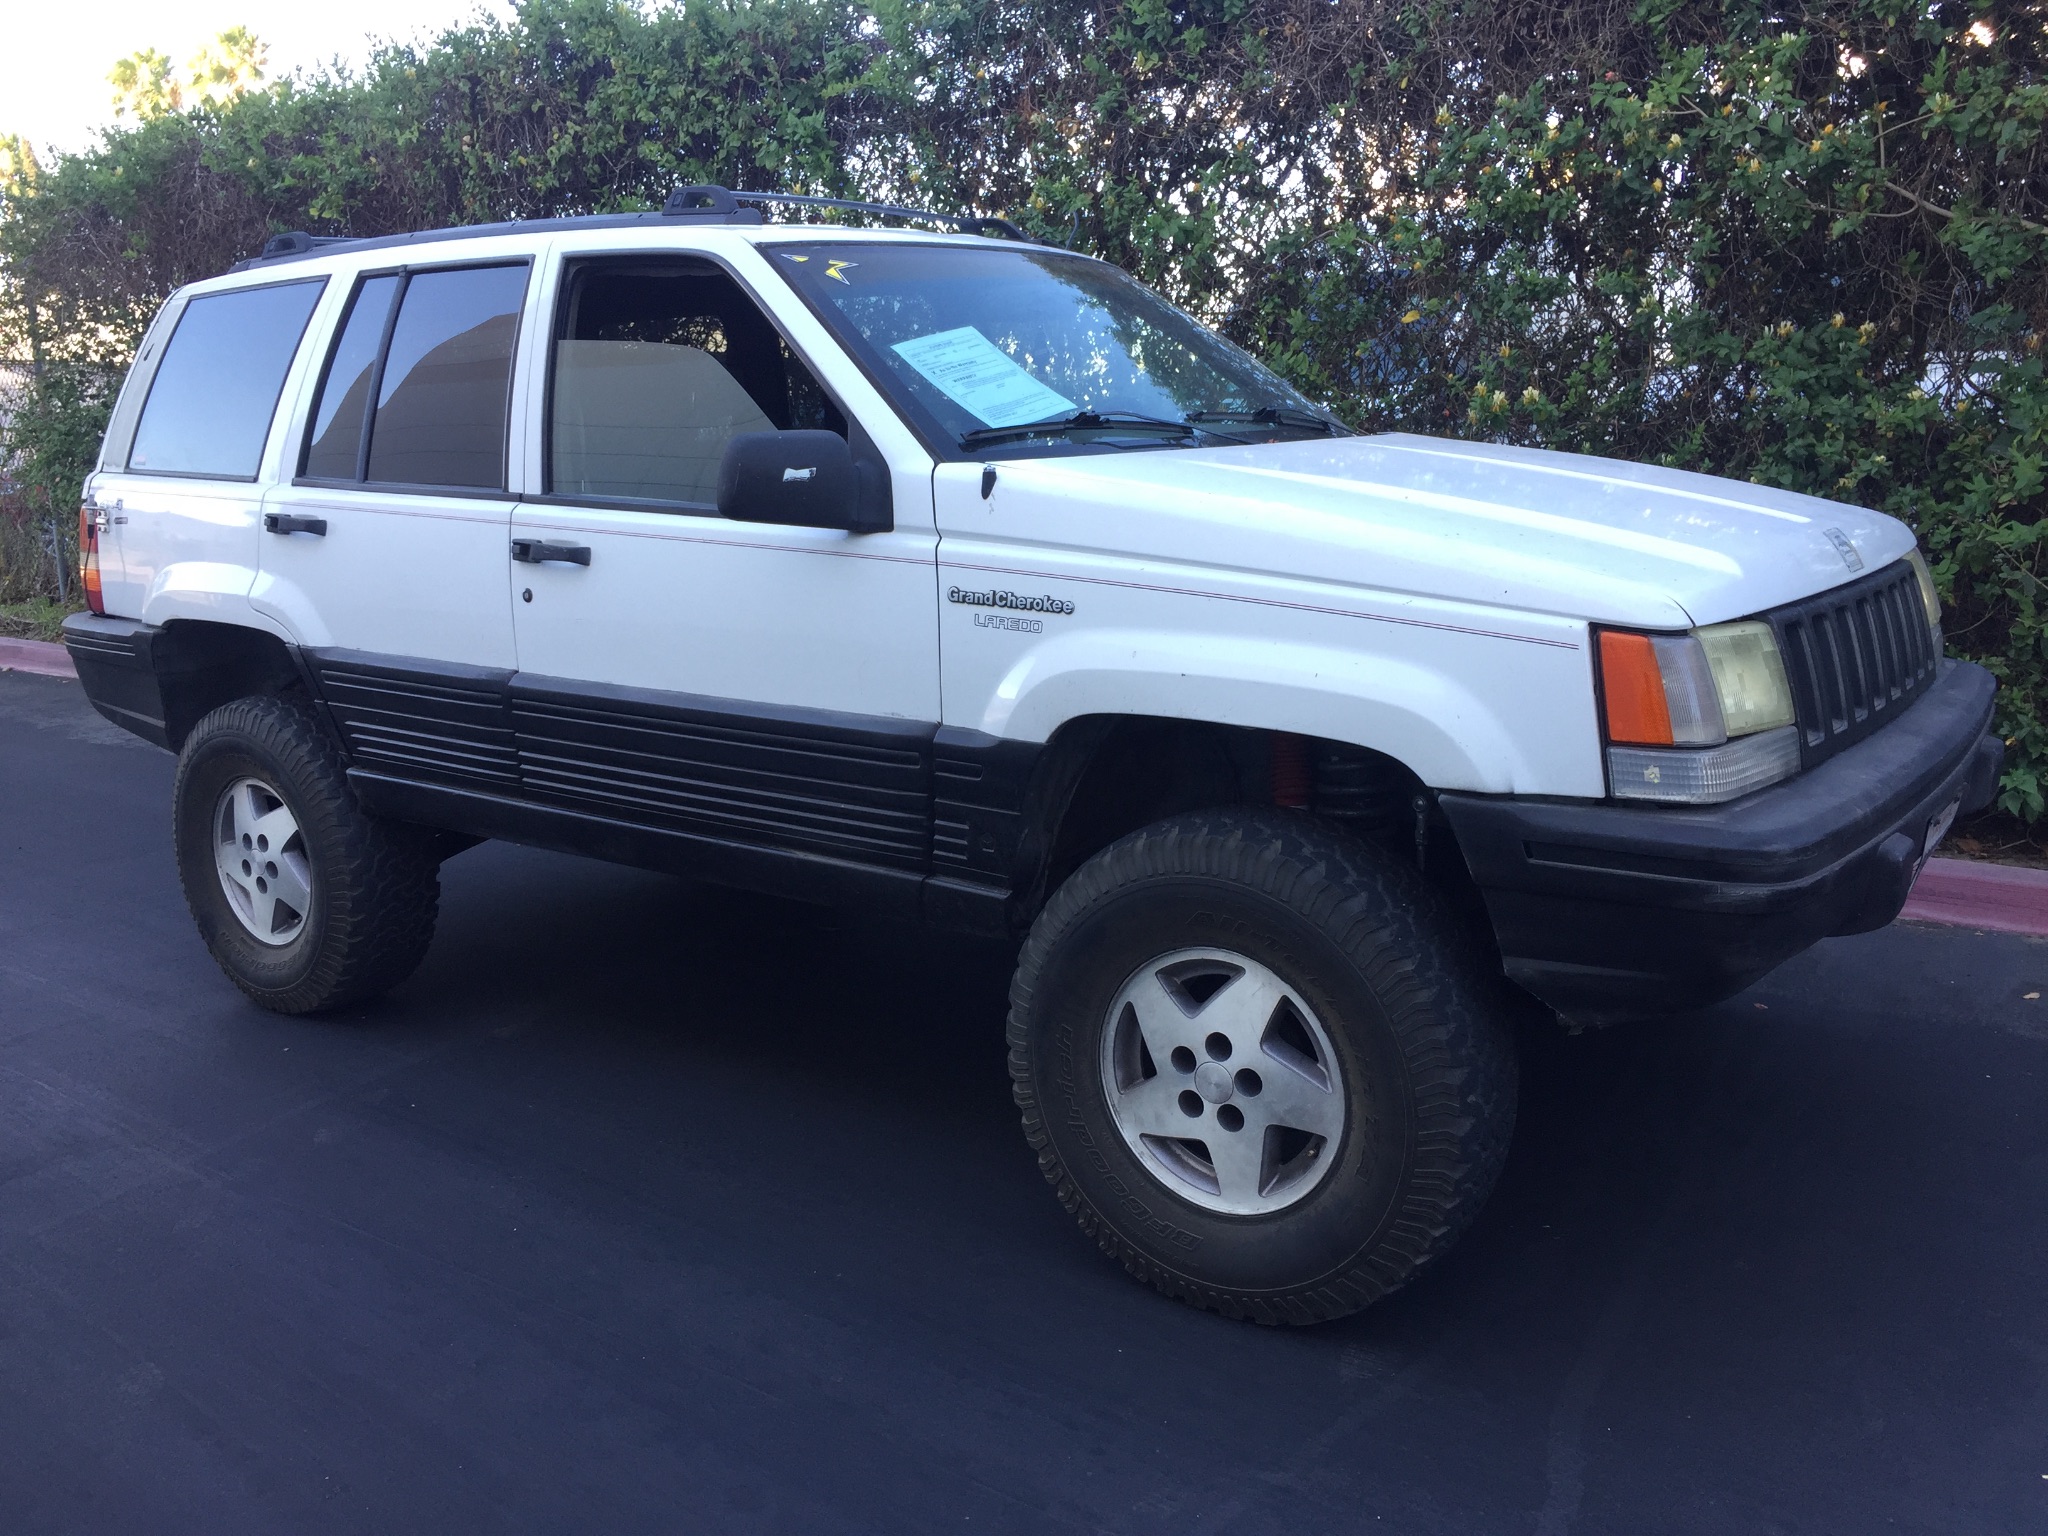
[[236, 186, 1030, 270], [662, 184, 1026, 241]]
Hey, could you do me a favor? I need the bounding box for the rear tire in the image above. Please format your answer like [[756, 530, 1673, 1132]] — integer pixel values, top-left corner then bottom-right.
[[173, 695, 439, 1014], [1007, 808, 1516, 1324]]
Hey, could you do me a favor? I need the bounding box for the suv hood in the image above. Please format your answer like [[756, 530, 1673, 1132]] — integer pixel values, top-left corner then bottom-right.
[[993, 432, 1915, 629]]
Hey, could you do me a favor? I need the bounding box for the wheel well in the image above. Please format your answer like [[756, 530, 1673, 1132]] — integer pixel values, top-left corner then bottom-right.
[[151, 621, 305, 750], [1014, 716, 1500, 966]]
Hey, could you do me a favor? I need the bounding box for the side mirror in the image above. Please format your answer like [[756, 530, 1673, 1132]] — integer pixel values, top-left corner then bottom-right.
[[715, 430, 889, 533]]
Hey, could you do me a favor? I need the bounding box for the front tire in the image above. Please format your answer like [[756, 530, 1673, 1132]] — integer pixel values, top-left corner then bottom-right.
[[173, 695, 440, 1014], [1008, 809, 1516, 1324]]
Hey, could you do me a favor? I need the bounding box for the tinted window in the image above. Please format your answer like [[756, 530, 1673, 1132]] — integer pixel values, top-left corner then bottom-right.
[[302, 274, 400, 480], [366, 265, 527, 488], [127, 280, 324, 478], [548, 262, 842, 506]]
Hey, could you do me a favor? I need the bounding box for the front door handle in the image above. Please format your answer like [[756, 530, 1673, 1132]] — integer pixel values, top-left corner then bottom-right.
[[263, 513, 328, 537], [511, 539, 592, 566]]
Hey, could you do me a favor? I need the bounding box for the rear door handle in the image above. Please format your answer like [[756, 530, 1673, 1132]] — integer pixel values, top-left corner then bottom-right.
[[263, 513, 328, 537], [511, 539, 592, 566]]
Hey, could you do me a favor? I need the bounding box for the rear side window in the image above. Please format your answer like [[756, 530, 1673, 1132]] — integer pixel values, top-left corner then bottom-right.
[[302, 275, 399, 480], [301, 263, 528, 491], [127, 279, 325, 479]]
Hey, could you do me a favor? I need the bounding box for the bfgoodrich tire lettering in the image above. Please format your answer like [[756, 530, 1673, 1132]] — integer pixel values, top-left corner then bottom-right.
[[173, 695, 440, 1014], [1008, 808, 1517, 1324]]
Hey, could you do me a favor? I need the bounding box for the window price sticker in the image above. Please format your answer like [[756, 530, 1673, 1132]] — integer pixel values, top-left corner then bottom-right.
[[891, 327, 1075, 427]]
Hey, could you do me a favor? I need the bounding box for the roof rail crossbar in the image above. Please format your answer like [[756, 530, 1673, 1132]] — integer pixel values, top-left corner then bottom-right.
[[663, 184, 1026, 241]]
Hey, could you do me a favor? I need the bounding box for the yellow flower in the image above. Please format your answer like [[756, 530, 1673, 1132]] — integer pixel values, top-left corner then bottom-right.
[[1667, 133, 1682, 149], [1776, 321, 1795, 337], [1810, 139, 1824, 152], [1521, 385, 1541, 404], [1651, 177, 1665, 192], [1721, 103, 1734, 116], [1401, 309, 1422, 324], [1748, 156, 1762, 172], [1489, 393, 1507, 412], [1499, 343, 1513, 357], [1831, 312, 1845, 328]]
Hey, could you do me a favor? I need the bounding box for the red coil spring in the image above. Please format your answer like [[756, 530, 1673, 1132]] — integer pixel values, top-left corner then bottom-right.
[[1270, 732, 1311, 809]]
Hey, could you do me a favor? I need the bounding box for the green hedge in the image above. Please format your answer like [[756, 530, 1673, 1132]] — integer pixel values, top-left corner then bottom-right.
[[3, 0, 2041, 811]]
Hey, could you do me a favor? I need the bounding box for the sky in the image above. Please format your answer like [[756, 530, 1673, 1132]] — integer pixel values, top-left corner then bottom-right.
[[2, 0, 518, 157]]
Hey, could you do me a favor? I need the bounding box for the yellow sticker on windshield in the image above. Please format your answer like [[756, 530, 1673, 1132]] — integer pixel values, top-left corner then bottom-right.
[[824, 259, 857, 284]]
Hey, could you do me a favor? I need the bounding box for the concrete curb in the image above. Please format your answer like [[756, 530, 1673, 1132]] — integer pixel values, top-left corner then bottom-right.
[[1, 636, 2041, 937], [0, 637, 75, 679], [1901, 855, 2048, 938]]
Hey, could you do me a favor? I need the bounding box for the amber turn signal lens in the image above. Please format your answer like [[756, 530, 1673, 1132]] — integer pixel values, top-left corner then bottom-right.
[[1598, 630, 1674, 745]]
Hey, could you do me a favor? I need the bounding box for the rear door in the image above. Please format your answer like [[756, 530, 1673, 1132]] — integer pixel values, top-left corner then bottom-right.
[[256, 257, 537, 669], [255, 257, 539, 793]]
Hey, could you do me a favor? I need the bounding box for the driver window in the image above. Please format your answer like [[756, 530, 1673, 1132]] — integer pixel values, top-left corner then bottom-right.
[[547, 259, 844, 508]]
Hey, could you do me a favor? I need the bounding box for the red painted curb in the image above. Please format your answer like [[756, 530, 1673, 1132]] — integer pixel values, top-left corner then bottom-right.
[[1900, 855, 2048, 938], [0, 637, 76, 679]]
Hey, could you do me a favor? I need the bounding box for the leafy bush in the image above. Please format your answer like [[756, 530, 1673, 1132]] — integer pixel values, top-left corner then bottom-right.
[[1, 0, 2041, 813]]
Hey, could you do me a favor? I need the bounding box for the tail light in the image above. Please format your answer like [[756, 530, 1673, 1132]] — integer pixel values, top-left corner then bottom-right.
[[79, 503, 105, 615]]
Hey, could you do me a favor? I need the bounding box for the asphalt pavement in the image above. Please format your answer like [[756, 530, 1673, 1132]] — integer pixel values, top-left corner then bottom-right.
[[2, 668, 2043, 1535]]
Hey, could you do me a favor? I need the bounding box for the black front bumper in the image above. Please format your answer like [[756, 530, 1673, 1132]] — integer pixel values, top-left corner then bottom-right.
[[1439, 660, 2002, 1026]]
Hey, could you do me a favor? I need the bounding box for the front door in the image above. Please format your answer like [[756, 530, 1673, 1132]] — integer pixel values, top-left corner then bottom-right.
[[506, 251, 940, 877]]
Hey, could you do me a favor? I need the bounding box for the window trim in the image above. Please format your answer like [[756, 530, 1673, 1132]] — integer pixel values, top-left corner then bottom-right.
[[539, 250, 856, 518], [293, 256, 533, 495], [122, 274, 329, 483]]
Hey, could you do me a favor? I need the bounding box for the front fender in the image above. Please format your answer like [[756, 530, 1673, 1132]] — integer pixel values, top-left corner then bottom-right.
[[970, 628, 1598, 796]]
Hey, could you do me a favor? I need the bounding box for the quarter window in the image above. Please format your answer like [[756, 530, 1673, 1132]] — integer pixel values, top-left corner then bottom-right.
[[301, 263, 529, 491], [127, 279, 325, 479]]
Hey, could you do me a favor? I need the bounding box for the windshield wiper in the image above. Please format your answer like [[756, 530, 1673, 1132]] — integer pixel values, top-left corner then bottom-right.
[[1184, 406, 1348, 436], [957, 410, 1200, 450]]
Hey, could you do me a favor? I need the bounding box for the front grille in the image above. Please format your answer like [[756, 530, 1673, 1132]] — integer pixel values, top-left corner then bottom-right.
[[1765, 557, 1938, 768]]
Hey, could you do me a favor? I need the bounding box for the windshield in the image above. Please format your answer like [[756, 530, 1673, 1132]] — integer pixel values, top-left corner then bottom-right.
[[764, 242, 1345, 459]]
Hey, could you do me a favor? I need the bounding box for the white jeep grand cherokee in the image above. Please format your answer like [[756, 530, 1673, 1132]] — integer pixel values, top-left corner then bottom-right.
[[65, 186, 2001, 1323]]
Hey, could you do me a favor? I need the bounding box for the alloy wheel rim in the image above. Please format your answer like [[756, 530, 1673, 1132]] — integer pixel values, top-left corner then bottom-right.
[[212, 777, 313, 946], [1098, 946, 1347, 1215]]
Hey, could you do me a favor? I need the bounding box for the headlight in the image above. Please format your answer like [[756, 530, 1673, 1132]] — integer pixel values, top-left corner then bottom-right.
[[1596, 623, 1802, 804], [1695, 620, 1796, 737], [1906, 548, 1944, 655]]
